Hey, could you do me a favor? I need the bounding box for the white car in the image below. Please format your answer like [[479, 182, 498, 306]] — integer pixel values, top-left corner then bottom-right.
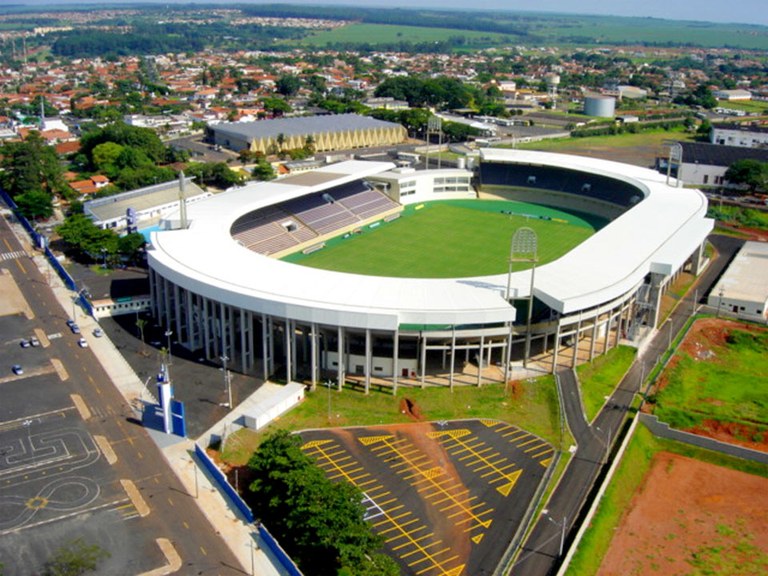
[[77, 338, 89, 348], [12, 364, 23, 375], [93, 328, 104, 338]]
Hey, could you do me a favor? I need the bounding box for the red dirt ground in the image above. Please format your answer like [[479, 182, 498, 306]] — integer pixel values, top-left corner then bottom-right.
[[597, 452, 768, 576], [646, 318, 768, 452]]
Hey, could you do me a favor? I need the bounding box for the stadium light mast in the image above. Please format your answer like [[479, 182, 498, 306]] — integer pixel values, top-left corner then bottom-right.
[[504, 227, 539, 381]]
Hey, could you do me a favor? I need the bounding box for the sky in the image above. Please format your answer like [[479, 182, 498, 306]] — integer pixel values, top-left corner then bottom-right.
[[20, 0, 768, 27]]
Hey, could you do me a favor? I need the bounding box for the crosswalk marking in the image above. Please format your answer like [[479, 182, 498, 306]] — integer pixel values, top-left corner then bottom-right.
[[0, 250, 27, 261]]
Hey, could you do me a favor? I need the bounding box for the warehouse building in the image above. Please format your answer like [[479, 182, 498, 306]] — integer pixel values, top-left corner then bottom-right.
[[208, 113, 407, 155]]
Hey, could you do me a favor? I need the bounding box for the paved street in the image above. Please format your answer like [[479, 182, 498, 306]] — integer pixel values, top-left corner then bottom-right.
[[0, 209, 250, 575], [511, 234, 744, 576]]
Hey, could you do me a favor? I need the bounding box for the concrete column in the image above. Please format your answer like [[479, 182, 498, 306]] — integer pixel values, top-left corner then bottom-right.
[[450, 327, 457, 392], [364, 328, 371, 394], [149, 269, 158, 319], [420, 334, 427, 388], [310, 323, 318, 388], [228, 306, 236, 367], [392, 330, 399, 395], [267, 316, 275, 376], [202, 298, 211, 360], [337, 325, 345, 391], [477, 335, 484, 387], [572, 316, 583, 368], [589, 316, 598, 361], [284, 319, 292, 383], [261, 314, 269, 381], [552, 322, 561, 372], [240, 308, 247, 373], [185, 290, 194, 349], [173, 283, 182, 340]]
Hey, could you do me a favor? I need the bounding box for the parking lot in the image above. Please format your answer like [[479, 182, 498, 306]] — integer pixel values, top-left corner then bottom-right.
[[300, 419, 554, 576]]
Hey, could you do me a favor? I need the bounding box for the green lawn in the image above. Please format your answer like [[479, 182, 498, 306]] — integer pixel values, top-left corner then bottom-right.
[[295, 23, 510, 48], [283, 200, 599, 278], [516, 127, 695, 152], [653, 326, 768, 432], [221, 377, 561, 466], [576, 346, 637, 423]]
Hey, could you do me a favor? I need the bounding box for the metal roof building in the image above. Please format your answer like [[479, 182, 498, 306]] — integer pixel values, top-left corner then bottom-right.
[[147, 152, 713, 390], [209, 113, 407, 155], [708, 241, 768, 323]]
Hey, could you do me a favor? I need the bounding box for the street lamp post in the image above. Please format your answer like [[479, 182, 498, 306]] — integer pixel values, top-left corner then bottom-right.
[[220, 355, 232, 408], [165, 329, 173, 365]]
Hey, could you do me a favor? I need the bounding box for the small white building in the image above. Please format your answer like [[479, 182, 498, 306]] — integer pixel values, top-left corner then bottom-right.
[[366, 168, 475, 205], [713, 89, 752, 101], [84, 177, 212, 231], [708, 241, 768, 323], [710, 123, 768, 149], [672, 141, 768, 188]]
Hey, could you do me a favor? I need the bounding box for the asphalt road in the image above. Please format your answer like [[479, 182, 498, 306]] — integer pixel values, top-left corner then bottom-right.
[[0, 210, 247, 575], [510, 234, 744, 576]]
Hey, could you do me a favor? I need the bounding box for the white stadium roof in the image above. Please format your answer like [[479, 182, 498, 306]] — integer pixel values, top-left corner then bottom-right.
[[148, 153, 713, 330]]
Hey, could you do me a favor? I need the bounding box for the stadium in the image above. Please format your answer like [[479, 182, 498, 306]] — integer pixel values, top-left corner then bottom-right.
[[147, 149, 713, 390]]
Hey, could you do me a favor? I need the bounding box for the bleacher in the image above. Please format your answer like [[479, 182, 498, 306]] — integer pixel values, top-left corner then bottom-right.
[[479, 163, 642, 208], [230, 180, 401, 256]]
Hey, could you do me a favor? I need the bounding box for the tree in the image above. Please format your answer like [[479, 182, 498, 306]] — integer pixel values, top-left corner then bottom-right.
[[44, 538, 110, 576], [0, 131, 66, 198], [262, 97, 291, 117], [276, 74, 301, 97], [91, 141, 124, 177], [725, 159, 768, 193], [251, 157, 276, 181], [15, 190, 54, 220], [246, 430, 397, 576], [56, 213, 119, 261]]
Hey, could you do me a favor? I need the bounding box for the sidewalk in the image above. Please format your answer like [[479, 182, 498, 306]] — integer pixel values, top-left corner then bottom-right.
[[17, 228, 285, 576]]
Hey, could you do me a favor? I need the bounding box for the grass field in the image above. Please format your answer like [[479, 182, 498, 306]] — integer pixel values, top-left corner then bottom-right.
[[296, 23, 510, 48], [653, 323, 768, 432], [283, 199, 599, 278], [220, 377, 561, 466], [576, 346, 636, 423]]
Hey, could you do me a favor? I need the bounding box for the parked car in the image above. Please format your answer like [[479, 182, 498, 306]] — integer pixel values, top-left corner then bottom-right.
[[19, 339, 30, 348], [70, 324, 81, 334], [11, 364, 23, 375], [30, 336, 40, 347], [77, 337, 88, 348], [66, 319, 75, 328], [93, 328, 104, 338]]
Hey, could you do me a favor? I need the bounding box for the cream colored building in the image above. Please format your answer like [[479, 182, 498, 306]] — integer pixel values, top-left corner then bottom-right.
[[209, 113, 407, 155]]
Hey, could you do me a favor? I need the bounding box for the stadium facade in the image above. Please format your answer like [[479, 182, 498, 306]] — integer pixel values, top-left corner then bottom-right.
[[208, 113, 407, 156], [147, 150, 713, 390]]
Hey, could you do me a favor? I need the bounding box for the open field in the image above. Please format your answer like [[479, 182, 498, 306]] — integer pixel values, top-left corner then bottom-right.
[[650, 318, 768, 448], [283, 200, 598, 278], [565, 424, 768, 576], [516, 128, 696, 168], [297, 23, 510, 48], [535, 16, 768, 50]]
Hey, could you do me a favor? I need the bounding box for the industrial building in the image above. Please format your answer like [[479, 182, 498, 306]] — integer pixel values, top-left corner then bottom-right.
[[208, 113, 407, 155]]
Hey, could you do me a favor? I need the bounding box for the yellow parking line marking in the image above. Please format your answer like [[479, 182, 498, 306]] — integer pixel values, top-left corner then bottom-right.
[[361, 434, 492, 530], [430, 429, 521, 497]]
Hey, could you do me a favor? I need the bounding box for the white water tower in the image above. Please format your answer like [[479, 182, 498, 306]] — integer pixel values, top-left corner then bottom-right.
[[546, 74, 561, 107]]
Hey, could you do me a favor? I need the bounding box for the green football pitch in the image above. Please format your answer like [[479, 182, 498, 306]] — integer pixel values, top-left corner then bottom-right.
[[282, 199, 603, 278]]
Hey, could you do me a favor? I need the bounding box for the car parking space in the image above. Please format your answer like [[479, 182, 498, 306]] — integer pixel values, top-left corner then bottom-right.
[[300, 419, 554, 576]]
